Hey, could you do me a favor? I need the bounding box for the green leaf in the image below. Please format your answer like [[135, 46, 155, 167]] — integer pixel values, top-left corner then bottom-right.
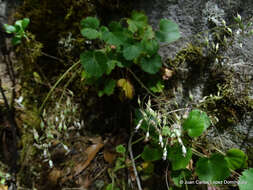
[[167, 144, 192, 170], [106, 60, 119, 75], [171, 170, 191, 187], [127, 11, 148, 33], [114, 157, 125, 172], [100, 26, 109, 32], [196, 153, 230, 181], [11, 37, 22, 46], [149, 79, 164, 93], [141, 145, 162, 161], [106, 183, 120, 190], [102, 31, 123, 47], [127, 20, 138, 33], [108, 21, 123, 32], [225, 149, 247, 170], [143, 25, 155, 40], [21, 18, 30, 29], [141, 39, 159, 56], [106, 22, 131, 46], [81, 28, 100, 39], [162, 126, 171, 136], [80, 51, 107, 78], [98, 79, 116, 97], [3, 24, 16, 33], [239, 168, 253, 190], [103, 79, 116, 95], [183, 109, 210, 138], [81, 17, 100, 29], [139, 54, 162, 74], [116, 144, 126, 154], [15, 20, 23, 29], [123, 44, 142, 60], [155, 19, 180, 43]]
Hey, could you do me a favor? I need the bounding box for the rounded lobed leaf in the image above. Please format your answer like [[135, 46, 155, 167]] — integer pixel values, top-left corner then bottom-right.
[[4, 24, 16, 33], [183, 109, 210, 138], [225, 149, 247, 170], [127, 11, 148, 33], [171, 170, 191, 187], [98, 79, 116, 97], [141, 39, 159, 56], [239, 168, 253, 190], [81, 28, 100, 39], [141, 145, 162, 162], [139, 54, 162, 74], [22, 18, 30, 29], [123, 44, 142, 61], [11, 37, 22, 46], [155, 19, 180, 43], [116, 144, 126, 154], [102, 31, 123, 47], [106, 60, 119, 75], [167, 144, 192, 170], [81, 17, 100, 29], [196, 153, 230, 181], [80, 51, 107, 78]]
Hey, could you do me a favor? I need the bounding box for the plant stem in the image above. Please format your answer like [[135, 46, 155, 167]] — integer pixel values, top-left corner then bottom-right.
[[127, 68, 158, 98], [128, 131, 143, 190], [131, 136, 145, 146], [39, 60, 80, 113]]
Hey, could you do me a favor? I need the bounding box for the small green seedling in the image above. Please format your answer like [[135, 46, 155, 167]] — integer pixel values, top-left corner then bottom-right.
[[4, 18, 30, 45]]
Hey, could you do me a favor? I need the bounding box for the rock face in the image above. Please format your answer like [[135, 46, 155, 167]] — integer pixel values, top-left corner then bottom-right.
[[0, 0, 18, 102], [136, 0, 253, 165], [0, 0, 19, 53], [0, 0, 8, 54]]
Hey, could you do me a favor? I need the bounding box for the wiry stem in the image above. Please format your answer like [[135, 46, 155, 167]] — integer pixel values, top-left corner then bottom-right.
[[128, 131, 142, 190]]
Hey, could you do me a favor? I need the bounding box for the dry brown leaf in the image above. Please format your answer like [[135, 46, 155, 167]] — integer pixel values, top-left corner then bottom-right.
[[76, 175, 93, 188], [73, 140, 104, 176], [103, 150, 117, 164], [48, 168, 62, 185], [162, 68, 173, 80], [117, 78, 134, 99], [0, 185, 8, 190], [186, 159, 193, 170]]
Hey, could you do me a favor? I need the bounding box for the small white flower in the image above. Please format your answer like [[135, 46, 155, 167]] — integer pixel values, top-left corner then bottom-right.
[[135, 119, 143, 131], [16, 96, 23, 104], [145, 131, 150, 141], [49, 160, 54, 168], [162, 147, 167, 160], [215, 43, 219, 51], [182, 145, 187, 157], [159, 134, 163, 147], [77, 122, 81, 129], [43, 149, 47, 158], [227, 27, 232, 34], [222, 19, 226, 26], [237, 13, 241, 21]]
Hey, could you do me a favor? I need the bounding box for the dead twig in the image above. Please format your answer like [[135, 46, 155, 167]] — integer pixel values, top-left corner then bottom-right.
[[128, 131, 142, 190], [0, 42, 18, 176], [165, 164, 170, 190]]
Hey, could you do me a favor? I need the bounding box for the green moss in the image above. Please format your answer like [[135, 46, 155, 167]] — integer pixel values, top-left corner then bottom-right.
[[165, 43, 252, 129], [16, 0, 95, 50], [17, 130, 38, 187], [166, 44, 206, 69]]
